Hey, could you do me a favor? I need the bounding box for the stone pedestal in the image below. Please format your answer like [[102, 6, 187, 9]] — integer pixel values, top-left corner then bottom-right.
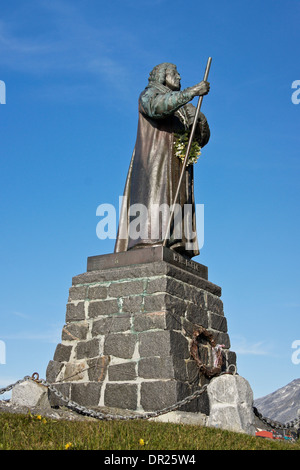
[[207, 375, 256, 435], [46, 247, 236, 415]]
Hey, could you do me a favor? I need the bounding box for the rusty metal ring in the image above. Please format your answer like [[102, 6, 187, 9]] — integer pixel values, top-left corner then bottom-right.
[[31, 372, 40, 382]]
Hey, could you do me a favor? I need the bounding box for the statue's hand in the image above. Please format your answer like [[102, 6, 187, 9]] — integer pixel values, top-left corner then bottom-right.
[[188, 80, 210, 98]]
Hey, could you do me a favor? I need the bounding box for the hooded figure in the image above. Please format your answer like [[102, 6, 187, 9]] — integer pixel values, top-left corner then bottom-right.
[[115, 62, 210, 259]]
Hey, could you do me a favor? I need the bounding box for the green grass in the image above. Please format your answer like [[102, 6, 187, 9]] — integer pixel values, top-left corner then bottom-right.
[[0, 412, 298, 450]]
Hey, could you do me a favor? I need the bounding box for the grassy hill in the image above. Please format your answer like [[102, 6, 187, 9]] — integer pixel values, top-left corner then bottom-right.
[[0, 411, 299, 450]]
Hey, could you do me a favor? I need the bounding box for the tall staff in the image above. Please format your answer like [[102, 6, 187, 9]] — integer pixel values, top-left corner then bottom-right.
[[162, 57, 212, 248]]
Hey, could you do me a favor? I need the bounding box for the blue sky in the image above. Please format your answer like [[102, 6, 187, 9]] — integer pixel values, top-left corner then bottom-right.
[[1, 0, 300, 401]]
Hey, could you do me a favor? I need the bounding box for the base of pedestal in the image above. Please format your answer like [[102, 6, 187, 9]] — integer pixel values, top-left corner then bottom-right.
[[46, 247, 236, 414]]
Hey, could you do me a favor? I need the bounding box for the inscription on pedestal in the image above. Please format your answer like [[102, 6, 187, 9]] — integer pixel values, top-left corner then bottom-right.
[[87, 246, 208, 280]]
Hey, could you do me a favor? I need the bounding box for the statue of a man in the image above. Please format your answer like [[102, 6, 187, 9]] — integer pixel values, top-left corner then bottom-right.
[[115, 62, 210, 259]]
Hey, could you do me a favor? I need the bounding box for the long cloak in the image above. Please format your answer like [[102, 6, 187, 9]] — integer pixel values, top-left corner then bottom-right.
[[114, 81, 210, 259]]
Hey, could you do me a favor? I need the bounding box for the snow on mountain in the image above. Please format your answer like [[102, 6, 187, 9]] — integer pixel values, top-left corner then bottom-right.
[[254, 378, 300, 424]]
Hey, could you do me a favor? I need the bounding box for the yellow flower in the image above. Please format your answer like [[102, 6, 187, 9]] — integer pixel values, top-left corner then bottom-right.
[[42, 418, 47, 424], [36, 415, 42, 420], [65, 442, 73, 450], [139, 439, 145, 446]]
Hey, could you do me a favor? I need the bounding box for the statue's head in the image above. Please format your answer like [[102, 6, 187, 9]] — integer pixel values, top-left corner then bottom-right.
[[148, 63, 181, 90]]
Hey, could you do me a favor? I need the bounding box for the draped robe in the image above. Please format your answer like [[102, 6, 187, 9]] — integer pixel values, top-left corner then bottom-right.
[[114, 81, 210, 259]]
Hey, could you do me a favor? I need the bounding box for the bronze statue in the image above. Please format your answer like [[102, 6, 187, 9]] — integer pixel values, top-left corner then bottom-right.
[[115, 62, 210, 259]]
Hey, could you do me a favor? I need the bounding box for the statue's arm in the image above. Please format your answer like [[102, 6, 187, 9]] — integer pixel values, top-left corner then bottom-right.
[[140, 88, 194, 119], [140, 80, 209, 121]]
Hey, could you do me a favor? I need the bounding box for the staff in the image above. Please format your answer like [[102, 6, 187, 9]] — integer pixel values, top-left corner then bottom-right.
[[162, 57, 212, 248]]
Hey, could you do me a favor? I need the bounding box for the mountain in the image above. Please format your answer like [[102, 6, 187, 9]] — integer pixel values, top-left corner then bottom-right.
[[254, 378, 300, 424]]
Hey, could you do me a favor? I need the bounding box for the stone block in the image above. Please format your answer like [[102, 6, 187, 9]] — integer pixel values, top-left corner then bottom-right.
[[143, 293, 167, 312], [88, 284, 108, 300], [138, 356, 175, 379], [178, 385, 210, 414], [87, 356, 110, 382], [46, 360, 64, 383], [146, 277, 185, 299], [143, 294, 187, 324], [108, 280, 144, 298], [68, 286, 87, 301], [53, 343, 73, 362], [108, 362, 137, 381], [184, 285, 206, 307], [140, 380, 181, 411], [88, 299, 119, 318], [11, 380, 49, 408], [166, 264, 221, 296], [207, 374, 255, 435], [104, 333, 137, 359], [138, 330, 167, 357], [133, 311, 167, 332], [104, 383, 137, 410], [207, 294, 224, 315], [63, 361, 87, 381], [208, 312, 227, 332], [139, 330, 189, 359], [186, 358, 201, 383], [62, 322, 88, 341], [48, 383, 71, 407], [211, 331, 230, 349], [121, 295, 143, 313], [66, 302, 85, 322], [172, 356, 189, 382], [71, 382, 102, 407], [75, 338, 100, 360], [146, 277, 167, 295], [73, 262, 167, 285], [185, 303, 208, 327], [92, 315, 131, 336]]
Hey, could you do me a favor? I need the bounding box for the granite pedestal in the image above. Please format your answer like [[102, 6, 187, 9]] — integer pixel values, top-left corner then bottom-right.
[[46, 247, 236, 415]]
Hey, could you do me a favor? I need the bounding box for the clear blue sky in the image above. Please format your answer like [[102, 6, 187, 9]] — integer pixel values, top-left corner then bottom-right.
[[1, 0, 300, 401]]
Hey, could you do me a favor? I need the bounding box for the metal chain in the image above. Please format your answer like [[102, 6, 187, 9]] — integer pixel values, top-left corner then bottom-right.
[[0, 373, 208, 421], [44, 377, 209, 421], [43, 366, 238, 421], [253, 406, 300, 431], [0, 376, 32, 395], [1, 372, 299, 430]]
